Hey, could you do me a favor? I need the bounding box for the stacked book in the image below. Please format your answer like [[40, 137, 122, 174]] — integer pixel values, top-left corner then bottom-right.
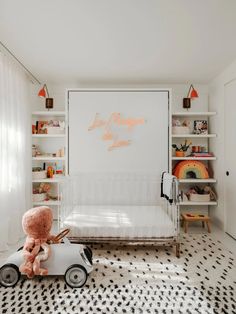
[[189, 152, 214, 157]]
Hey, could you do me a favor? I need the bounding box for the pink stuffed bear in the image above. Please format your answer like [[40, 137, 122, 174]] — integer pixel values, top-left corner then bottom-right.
[[19, 206, 56, 278]]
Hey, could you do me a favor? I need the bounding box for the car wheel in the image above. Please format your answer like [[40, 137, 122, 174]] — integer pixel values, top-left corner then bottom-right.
[[64, 264, 87, 288], [0, 264, 21, 287]]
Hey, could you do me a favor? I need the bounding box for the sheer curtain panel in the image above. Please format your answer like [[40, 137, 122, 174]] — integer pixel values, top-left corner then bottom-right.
[[0, 52, 31, 251]]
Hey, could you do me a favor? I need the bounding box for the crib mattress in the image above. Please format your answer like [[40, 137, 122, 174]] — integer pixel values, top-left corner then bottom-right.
[[62, 205, 176, 238]]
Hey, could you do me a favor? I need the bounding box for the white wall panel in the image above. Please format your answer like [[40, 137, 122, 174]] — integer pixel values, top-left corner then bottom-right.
[[68, 89, 169, 174]]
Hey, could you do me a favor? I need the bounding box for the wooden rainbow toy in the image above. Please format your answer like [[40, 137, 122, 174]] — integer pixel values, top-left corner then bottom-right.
[[173, 160, 209, 179]]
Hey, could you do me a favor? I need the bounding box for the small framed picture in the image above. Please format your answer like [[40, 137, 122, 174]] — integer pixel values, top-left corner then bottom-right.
[[193, 120, 208, 134]]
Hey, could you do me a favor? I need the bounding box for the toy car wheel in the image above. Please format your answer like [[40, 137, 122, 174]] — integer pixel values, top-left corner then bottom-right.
[[0, 264, 20, 287], [64, 264, 87, 288]]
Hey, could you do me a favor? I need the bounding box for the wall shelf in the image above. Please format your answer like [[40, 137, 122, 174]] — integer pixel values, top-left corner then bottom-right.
[[32, 100, 67, 225], [32, 134, 65, 138], [172, 156, 216, 161], [170, 99, 217, 213], [32, 111, 66, 116], [178, 179, 217, 183], [172, 112, 217, 116], [32, 157, 65, 161], [32, 200, 61, 206], [32, 178, 64, 183], [172, 134, 216, 138], [179, 201, 217, 206]]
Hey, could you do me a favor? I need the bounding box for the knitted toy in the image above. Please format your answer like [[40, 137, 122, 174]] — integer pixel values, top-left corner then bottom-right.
[[19, 206, 57, 278]]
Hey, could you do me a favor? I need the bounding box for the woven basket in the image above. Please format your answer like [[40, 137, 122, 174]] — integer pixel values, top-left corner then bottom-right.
[[32, 171, 47, 180], [46, 127, 64, 134], [32, 193, 47, 202], [172, 126, 190, 134], [189, 193, 210, 202]]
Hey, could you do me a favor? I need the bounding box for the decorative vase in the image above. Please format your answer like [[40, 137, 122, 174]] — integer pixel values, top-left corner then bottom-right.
[[175, 151, 185, 157]]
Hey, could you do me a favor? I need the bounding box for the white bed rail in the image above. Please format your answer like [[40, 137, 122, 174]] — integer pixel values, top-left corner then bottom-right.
[[60, 172, 179, 237]]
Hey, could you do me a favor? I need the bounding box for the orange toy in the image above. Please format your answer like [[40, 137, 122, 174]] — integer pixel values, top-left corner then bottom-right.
[[173, 160, 209, 179]]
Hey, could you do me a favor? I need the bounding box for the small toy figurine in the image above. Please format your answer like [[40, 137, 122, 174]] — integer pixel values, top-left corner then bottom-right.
[[47, 166, 54, 178], [38, 183, 50, 194], [19, 206, 57, 278]]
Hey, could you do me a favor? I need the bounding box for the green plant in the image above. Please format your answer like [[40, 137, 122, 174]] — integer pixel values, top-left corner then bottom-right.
[[172, 140, 192, 152]]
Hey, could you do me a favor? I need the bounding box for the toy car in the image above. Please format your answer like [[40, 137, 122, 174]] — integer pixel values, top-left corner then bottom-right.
[[0, 237, 93, 288]]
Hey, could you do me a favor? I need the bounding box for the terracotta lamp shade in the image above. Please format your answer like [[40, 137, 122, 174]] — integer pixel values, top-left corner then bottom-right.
[[38, 84, 54, 110], [38, 87, 47, 98], [183, 84, 199, 109], [190, 88, 198, 98]]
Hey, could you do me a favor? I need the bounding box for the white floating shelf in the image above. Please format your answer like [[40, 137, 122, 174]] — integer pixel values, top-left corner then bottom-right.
[[32, 134, 65, 138], [172, 112, 216, 116], [178, 179, 217, 183], [32, 111, 66, 116], [179, 201, 217, 206], [32, 178, 65, 183], [172, 157, 216, 161], [172, 134, 216, 138], [32, 200, 61, 206], [32, 157, 65, 161]]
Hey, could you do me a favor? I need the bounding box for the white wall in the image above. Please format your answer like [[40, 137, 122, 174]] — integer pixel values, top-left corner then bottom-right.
[[209, 58, 236, 229], [30, 82, 209, 215], [68, 90, 169, 174], [31, 82, 209, 112]]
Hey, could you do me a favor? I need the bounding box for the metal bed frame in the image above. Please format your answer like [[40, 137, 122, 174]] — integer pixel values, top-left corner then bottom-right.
[[60, 174, 180, 257]]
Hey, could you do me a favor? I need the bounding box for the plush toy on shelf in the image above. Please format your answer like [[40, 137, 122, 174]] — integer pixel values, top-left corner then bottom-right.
[[19, 206, 57, 278], [173, 160, 209, 179]]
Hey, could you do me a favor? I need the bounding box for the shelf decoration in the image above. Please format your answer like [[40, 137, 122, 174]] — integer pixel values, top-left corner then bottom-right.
[[172, 140, 192, 157], [32, 183, 50, 202], [173, 160, 209, 179], [45, 161, 64, 178], [32, 167, 47, 180], [182, 185, 217, 202], [38, 84, 54, 110], [190, 152, 214, 157], [183, 84, 199, 109], [172, 118, 190, 134], [32, 145, 65, 158], [193, 120, 208, 135], [32, 120, 65, 135]]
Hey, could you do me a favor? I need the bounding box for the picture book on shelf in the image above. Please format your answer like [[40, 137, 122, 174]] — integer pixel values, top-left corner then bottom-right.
[[190, 152, 214, 157], [33, 120, 65, 134], [37, 121, 48, 134], [193, 120, 208, 135]]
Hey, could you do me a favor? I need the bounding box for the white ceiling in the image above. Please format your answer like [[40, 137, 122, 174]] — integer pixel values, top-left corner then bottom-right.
[[1, 0, 236, 84]]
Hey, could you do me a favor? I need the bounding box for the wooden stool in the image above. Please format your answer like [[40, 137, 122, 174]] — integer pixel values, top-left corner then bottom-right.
[[181, 213, 211, 233]]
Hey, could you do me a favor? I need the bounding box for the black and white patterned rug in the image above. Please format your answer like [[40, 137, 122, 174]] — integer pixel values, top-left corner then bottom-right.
[[0, 234, 236, 314]]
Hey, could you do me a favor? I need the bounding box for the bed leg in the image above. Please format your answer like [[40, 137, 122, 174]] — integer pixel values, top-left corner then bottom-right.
[[175, 243, 180, 258]]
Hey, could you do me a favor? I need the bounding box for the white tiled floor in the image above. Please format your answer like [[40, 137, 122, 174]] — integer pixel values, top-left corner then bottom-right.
[[183, 223, 236, 256]]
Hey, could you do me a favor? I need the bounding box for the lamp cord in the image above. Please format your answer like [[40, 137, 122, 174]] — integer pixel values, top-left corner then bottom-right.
[[0, 41, 41, 85], [44, 84, 50, 97], [187, 84, 194, 98]]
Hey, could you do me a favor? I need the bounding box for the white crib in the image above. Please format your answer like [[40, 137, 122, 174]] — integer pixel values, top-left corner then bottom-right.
[[60, 172, 180, 257]]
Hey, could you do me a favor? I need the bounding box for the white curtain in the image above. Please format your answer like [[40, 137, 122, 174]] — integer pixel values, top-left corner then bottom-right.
[[0, 52, 31, 251]]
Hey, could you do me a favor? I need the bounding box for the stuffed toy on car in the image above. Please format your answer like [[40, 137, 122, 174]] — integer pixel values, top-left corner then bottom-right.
[[19, 206, 57, 278]]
